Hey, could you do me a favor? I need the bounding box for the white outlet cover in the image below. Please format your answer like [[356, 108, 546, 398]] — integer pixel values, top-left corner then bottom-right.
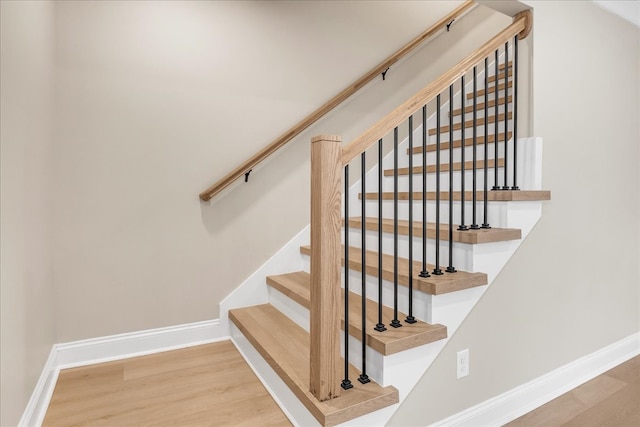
[[457, 349, 470, 379]]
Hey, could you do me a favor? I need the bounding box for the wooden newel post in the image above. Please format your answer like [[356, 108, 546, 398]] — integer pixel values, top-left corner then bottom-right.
[[309, 134, 343, 402]]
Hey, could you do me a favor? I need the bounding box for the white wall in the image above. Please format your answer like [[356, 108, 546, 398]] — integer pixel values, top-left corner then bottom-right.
[[51, 0, 511, 342], [389, 1, 640, 424], [0, 1, 57, 425]]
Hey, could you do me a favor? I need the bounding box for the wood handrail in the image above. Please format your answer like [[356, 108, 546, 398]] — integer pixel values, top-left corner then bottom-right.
[[341, 14, 529, 166], [199, 0, 476, 201]]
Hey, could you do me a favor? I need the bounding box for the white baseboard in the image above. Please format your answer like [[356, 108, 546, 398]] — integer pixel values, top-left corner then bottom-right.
[[18, 347, 58, 427], [20, 318, 227, 427], [431, 331, 640, 427]]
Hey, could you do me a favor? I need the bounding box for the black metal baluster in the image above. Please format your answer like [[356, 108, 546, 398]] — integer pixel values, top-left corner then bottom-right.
[[359, 153, 370, 384], [446, 86, 456, 273], [391, 127, 402, 327], [459, 75, 468, 232], [492, 49, 500, 191], [419, 105, 431, 279], [406, 117, 417, 323], [341, 165, 353, 390], [512, 35, 520, 190], [470, 67, 480, 230], [502, 41, 510, 190], [375, 139, 386, 333], [482, 57, 491, 229], [433, 95, 443, 276]]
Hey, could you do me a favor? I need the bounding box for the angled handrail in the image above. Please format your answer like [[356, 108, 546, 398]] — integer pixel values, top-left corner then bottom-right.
[[199, 0, 476, 201], [341, 12, 530, 165]]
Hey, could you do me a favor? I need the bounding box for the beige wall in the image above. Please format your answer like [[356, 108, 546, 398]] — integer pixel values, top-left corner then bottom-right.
[[0, 1, 57, 425], [389, 1, 640, 425], [51, 0, 510, 342]]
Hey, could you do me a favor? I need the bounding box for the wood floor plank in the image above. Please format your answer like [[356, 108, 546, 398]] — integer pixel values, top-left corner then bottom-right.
[[563, 382, 639, 427], [267, 271, 447, 355], [507, 356, 640, 427], [300, 245, 487, 295], [43, 341, 292, 427]]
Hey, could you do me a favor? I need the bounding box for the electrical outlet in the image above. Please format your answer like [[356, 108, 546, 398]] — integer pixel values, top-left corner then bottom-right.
[[457, 349, 469, 379]]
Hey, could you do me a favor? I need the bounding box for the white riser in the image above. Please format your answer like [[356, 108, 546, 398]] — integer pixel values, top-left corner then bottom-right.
[[361, 199, 509, 227], [298, 252, 488, 332], [380, 171, 505, 193], [268, 269, 487, 389], [348, 137, 540, 217], [341, 231, 478, 273], [425, 124, 511, 144], [411, 142, 506, 167]]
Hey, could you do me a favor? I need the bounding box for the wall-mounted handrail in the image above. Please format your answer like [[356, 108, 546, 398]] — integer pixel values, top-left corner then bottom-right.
[[199, 0, 476, 201], [341, 12, 530, 166]]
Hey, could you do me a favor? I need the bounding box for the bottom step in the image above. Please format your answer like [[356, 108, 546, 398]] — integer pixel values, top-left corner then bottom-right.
[[230, 304, 399, 426]]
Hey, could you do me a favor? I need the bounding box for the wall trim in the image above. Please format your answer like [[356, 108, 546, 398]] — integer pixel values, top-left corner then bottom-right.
[[431, 331, 640, 427], [19, 318, 227, 427]]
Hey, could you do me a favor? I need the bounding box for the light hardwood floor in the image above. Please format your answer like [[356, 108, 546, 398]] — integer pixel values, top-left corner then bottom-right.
[[43, 340, 292, 426], [508, 355, 640, 426], [42, 343, 638, 426]]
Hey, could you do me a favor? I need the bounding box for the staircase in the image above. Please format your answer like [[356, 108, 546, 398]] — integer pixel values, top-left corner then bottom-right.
[[222, 10, 547, 427]]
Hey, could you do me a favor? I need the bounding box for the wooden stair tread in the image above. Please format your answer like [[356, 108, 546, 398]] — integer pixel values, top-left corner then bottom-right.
[[384, 158, 504, 176], [428, 112, 512, 135], [467, 80, 513, 99], [407, 132, 512, 154], [451, 96, 512, 116], [346, 217, 521, 244], [267, 271, 447, 355], [487, 69, 512, 84], [300, 246, 487, 295], [360, 189, 551, 202], [229, 304, 399, 426]]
